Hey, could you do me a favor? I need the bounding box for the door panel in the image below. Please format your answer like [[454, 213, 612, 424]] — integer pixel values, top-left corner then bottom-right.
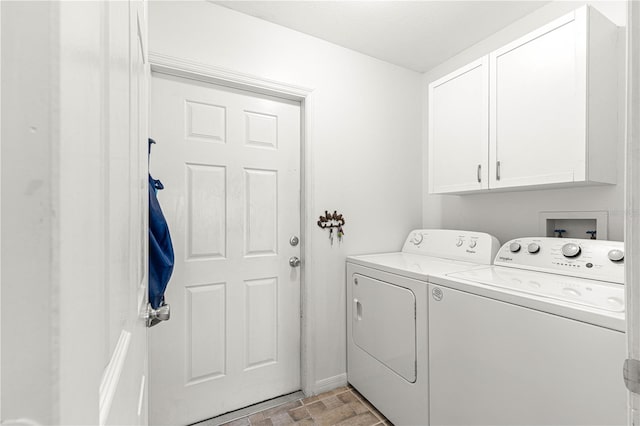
[[100, 2, 149, 425], [149, 74, 301, 426]]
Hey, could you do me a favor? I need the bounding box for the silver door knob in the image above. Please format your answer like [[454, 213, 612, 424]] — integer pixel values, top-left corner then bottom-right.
[[144, 303, 171, 328], [289, 256, 301, 267]]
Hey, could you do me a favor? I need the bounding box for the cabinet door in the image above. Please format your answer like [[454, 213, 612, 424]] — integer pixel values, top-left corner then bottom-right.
[[428, 57, 489, 194], [489, 9, 587, 189]]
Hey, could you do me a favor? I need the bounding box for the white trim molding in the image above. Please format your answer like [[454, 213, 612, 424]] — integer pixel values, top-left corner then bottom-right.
[[148, 52, 318, 398], [314, 374, 348, 395], [626, 0, 640, 424], [148, 52, 312, 101]]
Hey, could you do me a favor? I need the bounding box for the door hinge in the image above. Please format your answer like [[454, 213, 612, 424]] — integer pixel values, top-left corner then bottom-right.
[[624, 358, 640, 394]]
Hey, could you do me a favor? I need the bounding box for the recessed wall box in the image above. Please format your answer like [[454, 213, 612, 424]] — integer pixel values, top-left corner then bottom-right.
[[538, 211, 608, 240]]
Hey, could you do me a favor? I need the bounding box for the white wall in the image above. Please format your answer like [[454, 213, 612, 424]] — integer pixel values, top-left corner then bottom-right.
[[148, 1, 423, 391], [1, 2, 55, 422], [423, 1, 627, 244]]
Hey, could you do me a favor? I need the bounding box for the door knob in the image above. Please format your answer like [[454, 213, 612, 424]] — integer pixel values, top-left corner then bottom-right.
[[289, 256, 301, 267], [144, 303, 171, 328]]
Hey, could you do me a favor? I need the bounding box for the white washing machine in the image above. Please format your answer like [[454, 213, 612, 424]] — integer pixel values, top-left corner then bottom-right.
[[429, 237, 627, 426], [346, 229, 500, 426]]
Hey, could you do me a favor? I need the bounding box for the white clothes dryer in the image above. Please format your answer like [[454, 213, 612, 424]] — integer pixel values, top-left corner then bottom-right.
[[346, 229, 500, 426], [429, 237, 626, 426]]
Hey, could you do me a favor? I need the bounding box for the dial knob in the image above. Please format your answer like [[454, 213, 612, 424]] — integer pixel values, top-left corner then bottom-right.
[[561, 243, 581, 258], [411, 233, 424, 245], [527, 243, 540, 254], [469, 240, 477, 249], [456, 238, 464, 247], [509, 242, 521, 253], [608, 249, 624, 262]]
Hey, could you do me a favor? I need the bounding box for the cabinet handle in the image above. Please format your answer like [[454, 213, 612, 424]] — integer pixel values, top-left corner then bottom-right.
[[477, 164, 481, 183], [496, 161, 501, 181]]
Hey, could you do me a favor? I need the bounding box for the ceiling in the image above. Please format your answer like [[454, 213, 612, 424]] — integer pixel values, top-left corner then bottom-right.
[[213, 1, 551, 72]]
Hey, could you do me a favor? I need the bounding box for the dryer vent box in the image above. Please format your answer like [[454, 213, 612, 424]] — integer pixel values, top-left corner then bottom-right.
[[538, 211, 608, 240]]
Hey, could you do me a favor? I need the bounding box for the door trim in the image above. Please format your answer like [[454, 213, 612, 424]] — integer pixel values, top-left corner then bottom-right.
[[148, 51, 317, 397], [626, 0, 640, 423], [149, 52, 311, 101]]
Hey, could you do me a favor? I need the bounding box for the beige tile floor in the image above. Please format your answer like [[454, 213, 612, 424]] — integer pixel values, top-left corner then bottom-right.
[[219, 386, 392, 426]]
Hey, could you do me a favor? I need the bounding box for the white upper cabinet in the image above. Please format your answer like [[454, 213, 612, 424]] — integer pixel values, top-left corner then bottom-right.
[[489, 6, 618, 190], [429, 57, 489, 193], [428, 6, 619, 195]]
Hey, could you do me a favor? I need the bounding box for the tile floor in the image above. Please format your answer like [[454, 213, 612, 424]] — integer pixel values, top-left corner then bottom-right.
[[217, 385, 392, 426]]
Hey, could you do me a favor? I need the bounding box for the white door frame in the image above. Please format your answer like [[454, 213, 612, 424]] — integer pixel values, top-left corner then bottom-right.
[[147, 51, 318, 397], [626, 0, 640, 424]]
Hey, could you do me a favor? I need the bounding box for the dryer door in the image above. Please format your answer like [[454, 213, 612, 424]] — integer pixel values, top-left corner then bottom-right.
[[352, 274, 416, 382]]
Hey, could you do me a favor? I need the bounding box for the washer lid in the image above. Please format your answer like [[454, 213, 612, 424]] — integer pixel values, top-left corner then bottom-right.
[[447, 267, 624, 313]]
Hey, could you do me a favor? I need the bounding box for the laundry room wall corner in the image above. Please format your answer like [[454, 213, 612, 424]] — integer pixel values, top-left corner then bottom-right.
[[148, 1, 423, 395]]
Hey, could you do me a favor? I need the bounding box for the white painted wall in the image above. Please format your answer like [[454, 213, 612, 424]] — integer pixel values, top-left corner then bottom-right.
[[1, 2, 55, 422], [148, 1, 423, 391], [423, 1, 627, 244], [1, 2, 108, 422]]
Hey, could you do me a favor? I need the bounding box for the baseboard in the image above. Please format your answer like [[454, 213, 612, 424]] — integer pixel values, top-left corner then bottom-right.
[[314, 373, 348, 395]]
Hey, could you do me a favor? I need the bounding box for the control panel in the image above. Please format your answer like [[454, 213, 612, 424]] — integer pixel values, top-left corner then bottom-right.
[[495, 237, 624, 284], [402, 229, 500, 265]]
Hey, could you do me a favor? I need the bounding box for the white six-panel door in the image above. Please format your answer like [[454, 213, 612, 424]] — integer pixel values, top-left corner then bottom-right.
[[148, 73, 301, 426]]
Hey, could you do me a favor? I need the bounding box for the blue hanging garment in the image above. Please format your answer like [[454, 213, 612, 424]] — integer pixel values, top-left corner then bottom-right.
[[148, 139, 175, 310]]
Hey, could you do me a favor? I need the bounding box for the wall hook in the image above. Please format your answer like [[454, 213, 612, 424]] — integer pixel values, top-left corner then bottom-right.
[[317, 210, 346, 244]]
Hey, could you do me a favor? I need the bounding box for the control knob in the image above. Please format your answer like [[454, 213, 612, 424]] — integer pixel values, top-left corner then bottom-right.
[[509, 242, 521, 253], [608, 249, 624, 262], [411, 233, 424, 245], [527, 243, 540, 254], [469, 240, 477, 249], [561, 243, 581, 258]]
